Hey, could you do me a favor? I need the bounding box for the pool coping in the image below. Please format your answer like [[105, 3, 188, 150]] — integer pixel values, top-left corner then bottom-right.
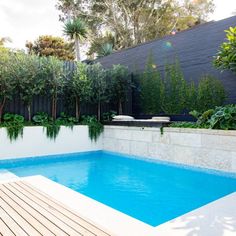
[[10, 175, 235, 236]]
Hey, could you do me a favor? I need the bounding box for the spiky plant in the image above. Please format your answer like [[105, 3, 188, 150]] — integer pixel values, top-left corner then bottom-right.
[[63, 18, 87, 61]]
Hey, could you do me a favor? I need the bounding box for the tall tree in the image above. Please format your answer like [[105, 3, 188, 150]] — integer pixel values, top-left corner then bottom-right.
[[109, 64, 132, 115], [69, 62, 91, 119], [57, 0, 214, 51], [26, 35, 75, 61], [87, 63, 108, 120], [41, 56, 66, 120], [0, 50, 15, 123], [63, 18, 87, 61], [11, 53, 45, 121]]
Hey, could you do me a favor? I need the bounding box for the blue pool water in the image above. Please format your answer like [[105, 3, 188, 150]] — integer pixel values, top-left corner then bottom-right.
[[1, 151, 236, 226]]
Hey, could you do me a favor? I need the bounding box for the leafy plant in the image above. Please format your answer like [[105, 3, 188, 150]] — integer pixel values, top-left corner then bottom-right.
[[102, 110, 117, 121], [140, 54, 163, 114], [56, 112, 78, 127], [32, 112, 49, 125], [169, 122, 199, 128], [162, 60, 188, 114], [41, 56, 66, 120], [214, 26, 236, 74], [11, 53, 45, 121], [171, 105, 236, 130], [196, 75, 226, 112], [69, 62, 91, 119], [44, 122, 61, 140], [2, 113, 24, 141], [0, 50, 16, 122], [81, 115, 104, 141], [87, 63, 108, 120], [63, 18, 87, 61], [207, 105, 236, 130], [109, 64, 132, 115]]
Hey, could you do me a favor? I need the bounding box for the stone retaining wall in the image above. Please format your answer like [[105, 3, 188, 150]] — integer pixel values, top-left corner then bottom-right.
[[103, 126, 236, 173]]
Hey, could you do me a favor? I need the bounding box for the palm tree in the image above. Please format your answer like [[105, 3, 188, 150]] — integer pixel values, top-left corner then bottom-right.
[[97, 43, 113, 58], [63, 18, 87, 61]]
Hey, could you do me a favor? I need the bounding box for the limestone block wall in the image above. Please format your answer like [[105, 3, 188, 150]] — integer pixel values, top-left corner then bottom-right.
[[103, 126, 236, 173]]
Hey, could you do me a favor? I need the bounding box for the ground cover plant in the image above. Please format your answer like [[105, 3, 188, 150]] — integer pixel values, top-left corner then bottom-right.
[[170, 105, 236, 130]]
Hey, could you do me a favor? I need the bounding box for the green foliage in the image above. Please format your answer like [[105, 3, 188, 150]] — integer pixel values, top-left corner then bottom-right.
[[2, 113, 24, 141], [169, 122, 199, 128], [44, 122, 61, 140], [171, 105, 236, 130], [97, 43, 113, 58], [207, 105, 236, 130], [109, 64, 132, 115], [56, 112, 78, 127], [139, 58, 226, 114], [102, 110, 117, 121], [11, 53, 45, 121], [63, 18, 87, 61], [57, 0, 214, 51], [196, 75, 226, 112], [87, 63, 108, 120], [88, 32, 115, 58], [140, 55, 163, 114], [0, 50, 16, 122], [41, 56, 66, 120], [81, 115, 104, 141], [32, 112, 49, 125], [162, 60, 187, 114], [26, 35, 75, 61], [68, 62, 91, 119], [32, 112, 78, 140], [214, 26, 236, 74]]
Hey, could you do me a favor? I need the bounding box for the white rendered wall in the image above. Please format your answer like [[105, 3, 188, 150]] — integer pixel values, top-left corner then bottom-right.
[[103, 126, 236, 173], [0, 125, 102, 160]]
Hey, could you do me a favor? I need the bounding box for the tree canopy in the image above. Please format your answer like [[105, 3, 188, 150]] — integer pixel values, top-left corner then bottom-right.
[[214, 26, 236, 74], [56, 0, 215, 57], [26, 35, 75, 61]]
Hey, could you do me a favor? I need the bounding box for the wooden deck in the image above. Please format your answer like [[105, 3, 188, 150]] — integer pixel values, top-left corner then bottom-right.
[[0, 181, 111, 236]]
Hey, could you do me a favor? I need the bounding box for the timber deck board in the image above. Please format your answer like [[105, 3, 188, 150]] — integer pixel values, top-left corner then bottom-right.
[[0, 180, 111, 236]]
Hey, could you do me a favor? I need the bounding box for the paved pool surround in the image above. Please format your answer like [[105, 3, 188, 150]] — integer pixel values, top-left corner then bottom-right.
[[103, 126, 236, 173]]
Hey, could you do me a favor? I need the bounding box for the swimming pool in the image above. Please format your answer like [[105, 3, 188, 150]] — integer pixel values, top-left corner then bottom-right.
[[1, 151, 236, 226]]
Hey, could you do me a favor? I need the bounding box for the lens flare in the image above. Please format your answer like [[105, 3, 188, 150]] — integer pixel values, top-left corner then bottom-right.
[[162, 41, 172, 50]]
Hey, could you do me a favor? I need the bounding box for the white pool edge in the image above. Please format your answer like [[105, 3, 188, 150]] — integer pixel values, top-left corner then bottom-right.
[[24, 175, 156, 236], [20, 175, 236, 236]]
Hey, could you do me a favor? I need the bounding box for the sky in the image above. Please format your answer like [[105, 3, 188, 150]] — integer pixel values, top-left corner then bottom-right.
[[0, 0, 236, 56]]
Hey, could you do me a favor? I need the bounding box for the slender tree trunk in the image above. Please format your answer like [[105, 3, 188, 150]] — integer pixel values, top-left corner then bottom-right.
[[118, 99, 123, 115], [52, 96, 57, 120], [27, 104, 31, 122], [98, 100, 101, 121], [0, 97, 6, 123], [75, 37, 81, 61], [75, 96, 80, 120]]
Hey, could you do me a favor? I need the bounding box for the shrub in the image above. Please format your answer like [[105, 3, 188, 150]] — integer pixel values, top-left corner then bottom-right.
[[196, 75, 226, 112], [214, 26, 236, 74], [171, 105, 236, 130], [2, 113, 24, 141], [162, 60, 187, 114], [140, 54, 163, 114], [109, 64, 132, 115]]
